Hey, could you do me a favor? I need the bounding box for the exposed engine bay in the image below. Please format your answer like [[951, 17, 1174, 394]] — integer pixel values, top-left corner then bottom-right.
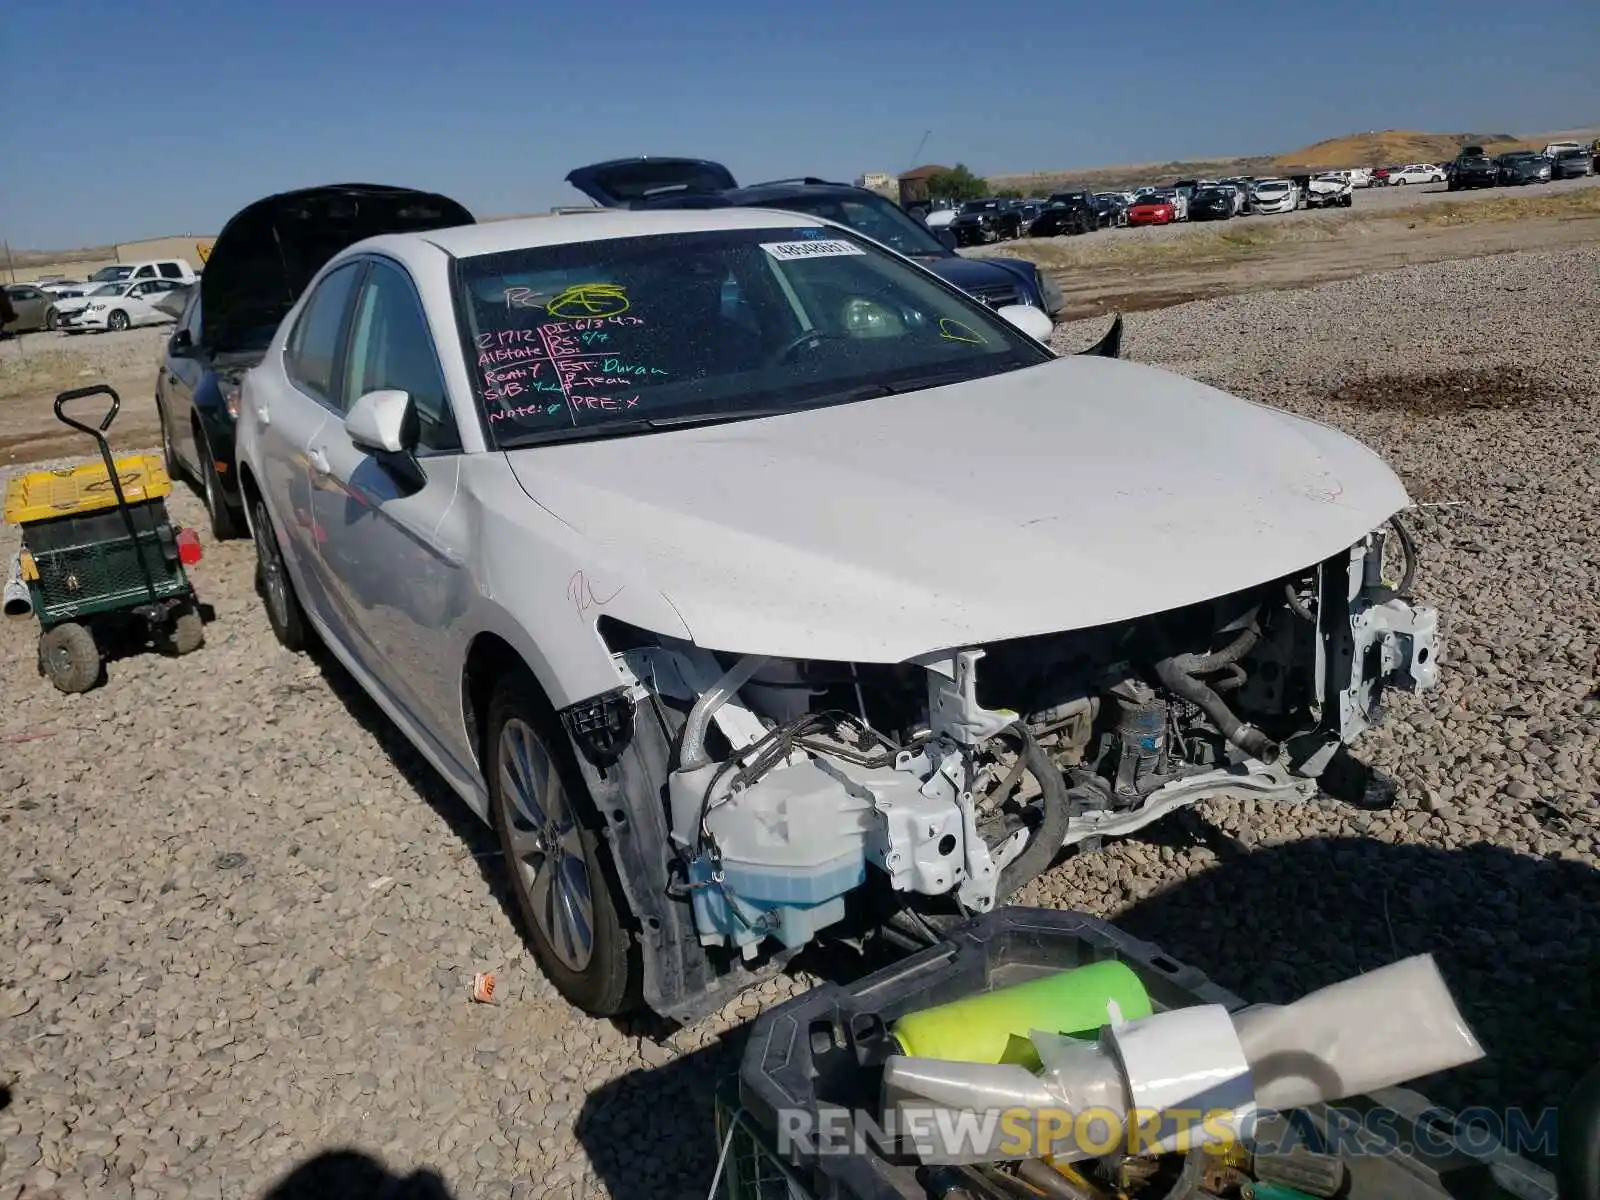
[[599, 518, 1440, 983]]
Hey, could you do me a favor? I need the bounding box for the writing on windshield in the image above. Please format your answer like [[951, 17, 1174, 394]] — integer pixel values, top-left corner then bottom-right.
[[477, 312, 661, 424], [458, 227, 1044, 446]]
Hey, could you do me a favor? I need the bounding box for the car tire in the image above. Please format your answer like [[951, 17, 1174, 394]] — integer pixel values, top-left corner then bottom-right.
[[195, 424, 241, 540], [38, 622, 101, 694], [44, 309, 59, 332], [487, 676, 639, 1016], [107, 310, 129, 331], [157, 398, 185, 483], [251, 496, 309, 652]]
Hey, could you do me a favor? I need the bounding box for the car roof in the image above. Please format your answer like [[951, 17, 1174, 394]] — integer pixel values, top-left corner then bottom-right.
[[413, 206, 849, 259]]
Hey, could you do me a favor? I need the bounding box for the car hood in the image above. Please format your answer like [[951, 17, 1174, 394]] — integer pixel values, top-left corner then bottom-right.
[[503, 356, 1411, 662], [916, 254, 1033, 292], [201, 183, 474, 355], [52, 295, 104, 312]]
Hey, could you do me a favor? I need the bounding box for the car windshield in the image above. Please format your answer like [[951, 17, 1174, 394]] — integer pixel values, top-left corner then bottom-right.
[[1256, 181, 1288, 191], [751, 192, 950, 258], [88, 283, 126, 296], [1194, 189, 1228, 201], [88, 266, 133, 283], [959, 201, 999, 214], [456, 226, 1051, 449]]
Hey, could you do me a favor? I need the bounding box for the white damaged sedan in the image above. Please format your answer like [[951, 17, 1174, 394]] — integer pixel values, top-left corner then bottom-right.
[[231, 200, 1441, 1019]]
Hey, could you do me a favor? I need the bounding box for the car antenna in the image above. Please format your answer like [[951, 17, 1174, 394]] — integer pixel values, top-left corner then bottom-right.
[[908, 129, 932, 171]]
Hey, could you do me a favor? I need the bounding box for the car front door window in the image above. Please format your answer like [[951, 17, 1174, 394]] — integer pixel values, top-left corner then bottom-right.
[[341, 260, 462, 453]]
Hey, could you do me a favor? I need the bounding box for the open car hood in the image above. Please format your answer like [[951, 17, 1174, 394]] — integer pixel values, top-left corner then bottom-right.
[[201, 183, 474, 355], [566, 157, 740, 208], [504, 355, 1410, 663]]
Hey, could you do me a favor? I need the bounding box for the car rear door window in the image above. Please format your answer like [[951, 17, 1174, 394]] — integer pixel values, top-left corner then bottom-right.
[[286, 262, 362, 408], [342, 260, 461, 453], [159, 262, 184, 279]]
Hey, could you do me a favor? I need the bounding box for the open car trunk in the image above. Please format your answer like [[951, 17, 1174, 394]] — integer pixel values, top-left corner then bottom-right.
[[201, 183, 475, 356], [566, 157, 740, 208]]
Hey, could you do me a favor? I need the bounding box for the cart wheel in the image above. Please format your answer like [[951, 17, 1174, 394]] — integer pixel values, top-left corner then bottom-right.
[[39, 623, 101, 694], [162, 606, 205, 656]]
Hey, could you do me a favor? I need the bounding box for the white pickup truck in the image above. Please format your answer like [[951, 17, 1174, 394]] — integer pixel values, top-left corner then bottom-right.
[[83, 258, 198, 287]]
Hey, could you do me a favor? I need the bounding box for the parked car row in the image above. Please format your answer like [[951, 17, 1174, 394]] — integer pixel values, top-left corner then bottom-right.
[[131, 177, 1439, 1027], [1001, 172, 1353, 236], [1, 258, 200, 335], [1445, 144, 1591, 189]]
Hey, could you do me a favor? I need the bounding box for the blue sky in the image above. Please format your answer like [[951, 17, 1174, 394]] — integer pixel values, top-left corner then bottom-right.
[[2, 0, 1595, 249]]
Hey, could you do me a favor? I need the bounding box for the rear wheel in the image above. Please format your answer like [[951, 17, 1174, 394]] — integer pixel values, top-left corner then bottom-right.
[[39, 622, 100, 693], [44, 309, 59, 332], [488, 677, 638, 1015], [157, 399, 184, 482], [251, 496, 308, 651]]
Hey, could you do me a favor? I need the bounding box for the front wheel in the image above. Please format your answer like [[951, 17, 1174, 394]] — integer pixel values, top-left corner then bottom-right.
[[488, 678, 639, 1015], [107, 310, 129, 332]]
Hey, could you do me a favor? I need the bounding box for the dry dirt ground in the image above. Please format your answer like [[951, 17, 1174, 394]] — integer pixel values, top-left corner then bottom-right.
[[0, 327, 169, 466], [0, 225, 1597, 1199]]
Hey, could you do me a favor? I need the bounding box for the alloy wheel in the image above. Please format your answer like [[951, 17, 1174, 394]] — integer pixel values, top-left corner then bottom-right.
[[497, 718, 595, 973], [253, 508, 291, 629]]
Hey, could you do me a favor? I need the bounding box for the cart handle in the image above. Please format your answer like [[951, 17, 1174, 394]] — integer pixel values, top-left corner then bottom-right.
[[54, 384, 121, 436], [52, 385, 159, 603]]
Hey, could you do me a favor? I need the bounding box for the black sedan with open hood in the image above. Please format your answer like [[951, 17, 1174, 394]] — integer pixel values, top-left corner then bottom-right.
[[156, 184, 474, 537]]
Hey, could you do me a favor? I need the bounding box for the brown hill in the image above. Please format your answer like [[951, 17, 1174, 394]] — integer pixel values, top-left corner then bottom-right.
[[1274, 130, 1530, 168]]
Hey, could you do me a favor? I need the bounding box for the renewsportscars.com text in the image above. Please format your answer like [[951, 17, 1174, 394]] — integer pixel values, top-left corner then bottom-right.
[[774, 1103, 1560, 1165]]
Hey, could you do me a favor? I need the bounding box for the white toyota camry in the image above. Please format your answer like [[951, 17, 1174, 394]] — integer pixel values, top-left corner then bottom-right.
[[228, 190, 1442, 1020]]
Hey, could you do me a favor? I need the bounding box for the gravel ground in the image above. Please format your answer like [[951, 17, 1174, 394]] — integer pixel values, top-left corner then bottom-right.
[[3, 246, 1598, 1198]]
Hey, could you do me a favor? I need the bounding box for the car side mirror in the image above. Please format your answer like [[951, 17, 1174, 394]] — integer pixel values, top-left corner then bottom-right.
[[346, 388, 416, 454], [168, 329, 192, 356], [345, 388, 426, 491], [936, 227, 958, 250], [994, 304, 1054, 343]]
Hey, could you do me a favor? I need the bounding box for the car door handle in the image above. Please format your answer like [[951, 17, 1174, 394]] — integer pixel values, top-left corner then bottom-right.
[[308, 447, 331, 475]]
